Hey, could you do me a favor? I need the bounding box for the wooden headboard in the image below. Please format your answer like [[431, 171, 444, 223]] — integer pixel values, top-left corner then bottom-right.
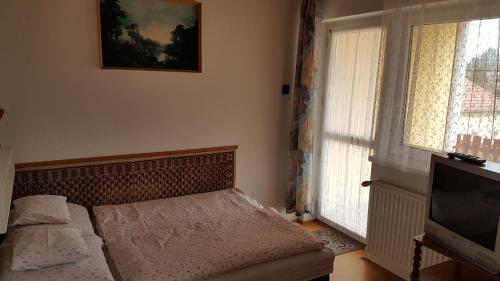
[[13, 146, 237, 209]]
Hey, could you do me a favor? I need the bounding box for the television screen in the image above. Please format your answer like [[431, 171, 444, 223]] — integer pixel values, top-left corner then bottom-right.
[[431, 163, 500, 251]]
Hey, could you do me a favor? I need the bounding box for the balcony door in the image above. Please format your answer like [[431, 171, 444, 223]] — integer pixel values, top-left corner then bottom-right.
[[318, 26, 382, 242]]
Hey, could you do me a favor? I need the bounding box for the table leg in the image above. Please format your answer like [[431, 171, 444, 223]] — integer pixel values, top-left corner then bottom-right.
[[410, 241, 422, 281]]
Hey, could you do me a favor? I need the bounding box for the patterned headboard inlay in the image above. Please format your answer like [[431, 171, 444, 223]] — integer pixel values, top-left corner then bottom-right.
[[13, 147, 236, 209]]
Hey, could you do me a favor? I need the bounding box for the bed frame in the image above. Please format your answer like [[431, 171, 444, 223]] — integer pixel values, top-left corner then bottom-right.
[[13, 146, 237, 209]]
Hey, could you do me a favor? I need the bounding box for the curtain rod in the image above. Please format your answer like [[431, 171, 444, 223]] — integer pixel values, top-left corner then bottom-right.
[[322, 11, 384, 24], [323, 0, 500, 24]]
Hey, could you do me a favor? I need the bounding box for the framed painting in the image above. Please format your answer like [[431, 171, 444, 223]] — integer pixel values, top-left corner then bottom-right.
[[98, 0, 201, 72]]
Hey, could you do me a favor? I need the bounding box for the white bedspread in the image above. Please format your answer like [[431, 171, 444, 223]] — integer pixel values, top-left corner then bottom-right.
[[93, 189, 325, 281], [0, 235, 114, 281]]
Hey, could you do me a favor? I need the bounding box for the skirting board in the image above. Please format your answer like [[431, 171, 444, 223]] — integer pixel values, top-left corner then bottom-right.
[[276, 211, 314, 222], [299, 212, 315, 222]]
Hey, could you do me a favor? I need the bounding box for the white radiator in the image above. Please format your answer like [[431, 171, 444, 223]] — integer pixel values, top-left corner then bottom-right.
[[365, 181, 447, 280]]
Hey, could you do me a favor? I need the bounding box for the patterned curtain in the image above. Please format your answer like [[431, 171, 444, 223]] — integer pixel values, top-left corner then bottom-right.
[[287, 0, 320, 215]]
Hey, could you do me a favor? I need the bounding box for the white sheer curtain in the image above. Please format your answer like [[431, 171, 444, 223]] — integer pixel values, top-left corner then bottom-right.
[[319, 27, 382, 240], [375, 0, 500, 172]]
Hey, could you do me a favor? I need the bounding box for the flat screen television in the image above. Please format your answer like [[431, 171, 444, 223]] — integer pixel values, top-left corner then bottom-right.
[[425, 154, 500, 274]]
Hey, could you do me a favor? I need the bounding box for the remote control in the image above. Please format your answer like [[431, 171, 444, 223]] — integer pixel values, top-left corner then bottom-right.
[[447, 152, 486, 165]]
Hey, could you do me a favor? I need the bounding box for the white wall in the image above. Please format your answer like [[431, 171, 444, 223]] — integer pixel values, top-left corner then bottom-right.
[[0, 0, 302, 209], [322, 0, 384, 19]]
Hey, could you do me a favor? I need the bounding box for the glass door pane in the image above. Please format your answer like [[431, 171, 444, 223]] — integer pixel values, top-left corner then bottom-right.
[[319, 27, 382, 241]]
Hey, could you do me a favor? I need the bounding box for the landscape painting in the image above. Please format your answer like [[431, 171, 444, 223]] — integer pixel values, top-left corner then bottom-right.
[[99, 0, 201, 72]]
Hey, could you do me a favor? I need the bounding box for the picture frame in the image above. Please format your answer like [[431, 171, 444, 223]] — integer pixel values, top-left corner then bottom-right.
[[98, 0, 202, 72]]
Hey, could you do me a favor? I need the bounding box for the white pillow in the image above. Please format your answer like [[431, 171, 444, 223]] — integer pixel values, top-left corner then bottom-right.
[[9, 203, 96, 237], [11, 195, 72, 226], [12, 226, 89, 271]]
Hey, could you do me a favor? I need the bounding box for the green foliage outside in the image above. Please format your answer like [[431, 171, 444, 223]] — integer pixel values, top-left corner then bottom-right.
[[465, 47, 499, 96]]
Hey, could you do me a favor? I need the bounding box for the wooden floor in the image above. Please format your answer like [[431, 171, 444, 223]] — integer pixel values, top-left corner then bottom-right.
[[300, 220, 404, 281]]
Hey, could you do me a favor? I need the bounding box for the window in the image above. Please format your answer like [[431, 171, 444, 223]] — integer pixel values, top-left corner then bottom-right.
[[404, 18, 500, 162]]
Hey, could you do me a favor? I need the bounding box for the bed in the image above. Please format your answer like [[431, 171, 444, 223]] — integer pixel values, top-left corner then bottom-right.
[[12, 146, 335, 281]]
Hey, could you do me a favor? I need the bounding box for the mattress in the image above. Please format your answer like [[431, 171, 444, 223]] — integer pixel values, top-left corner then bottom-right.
[[0, 203, 114, 281], [93, 189, 332, 281]]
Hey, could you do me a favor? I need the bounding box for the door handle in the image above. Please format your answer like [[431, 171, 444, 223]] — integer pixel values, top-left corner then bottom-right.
[[361, 181, 372, 187]]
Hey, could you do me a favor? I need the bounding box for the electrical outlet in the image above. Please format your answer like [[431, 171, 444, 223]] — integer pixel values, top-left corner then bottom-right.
[[282, 84, 290, 95]]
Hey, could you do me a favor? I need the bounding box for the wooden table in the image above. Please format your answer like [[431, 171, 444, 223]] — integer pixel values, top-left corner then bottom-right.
[[411, 234, 500, 281]]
